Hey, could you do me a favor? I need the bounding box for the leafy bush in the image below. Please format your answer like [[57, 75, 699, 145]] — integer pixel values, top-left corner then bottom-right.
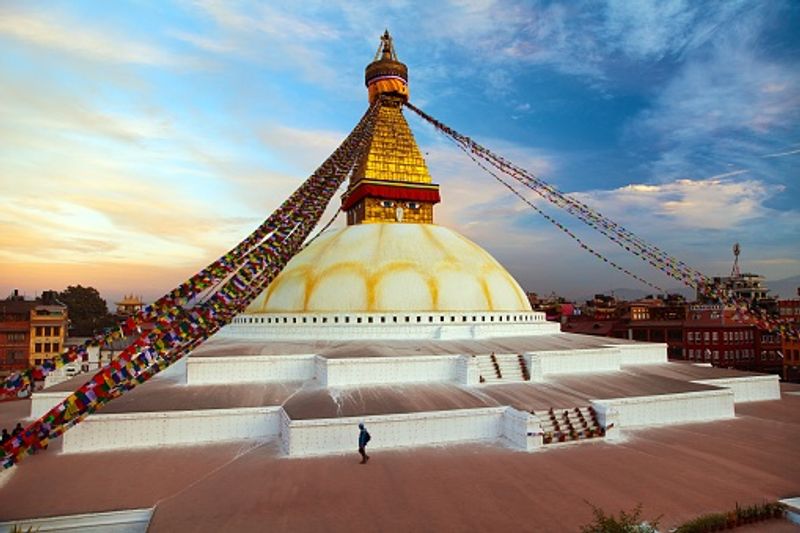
[[580, 503, 661, 533], [675, 501, 787, 532]]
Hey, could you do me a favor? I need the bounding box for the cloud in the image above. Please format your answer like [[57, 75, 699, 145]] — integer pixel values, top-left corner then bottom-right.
[[175, 1, 341, 82], [574, 177, 778, 231], [0, 6, 199, 67], [762, 147, 800, 158], [621, 3, 800, 185]]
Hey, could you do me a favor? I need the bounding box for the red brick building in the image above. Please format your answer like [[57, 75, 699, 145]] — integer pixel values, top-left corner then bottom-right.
[[0, 291, 68, 376]]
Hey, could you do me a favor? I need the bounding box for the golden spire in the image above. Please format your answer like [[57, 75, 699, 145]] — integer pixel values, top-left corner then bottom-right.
[[343, 31, 440, 226]]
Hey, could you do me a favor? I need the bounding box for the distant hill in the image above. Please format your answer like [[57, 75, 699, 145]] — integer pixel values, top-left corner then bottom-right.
[[767, 275, 800, 299]]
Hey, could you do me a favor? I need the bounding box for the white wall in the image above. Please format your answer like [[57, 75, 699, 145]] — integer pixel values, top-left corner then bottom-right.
[[528, 348, 621, 380], [31, 391, 72, 419], [0, 509, 153, 533], [616, 343, 668, 365], [186, 354, 316, 385], [692, 375, 780, 403], [60, 407, 281, 453], [282, 407, 513, 456], [222, 311, 557, 341], [319, 355, 461, 387], [591, 389, 734, 428]]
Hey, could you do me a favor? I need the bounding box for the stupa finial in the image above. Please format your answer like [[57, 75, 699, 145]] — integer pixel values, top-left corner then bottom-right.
[[365, 30, 409, 104]]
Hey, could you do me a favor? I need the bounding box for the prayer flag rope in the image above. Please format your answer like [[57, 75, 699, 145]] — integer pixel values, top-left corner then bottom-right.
[[404, 101, 798, 340], [0, 98, 375, 400], [449, 137, 665, 293], [1, 98, 382, 469]]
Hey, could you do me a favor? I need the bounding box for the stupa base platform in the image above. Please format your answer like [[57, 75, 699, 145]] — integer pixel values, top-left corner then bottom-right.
[[2, 386, 799, 533], [20, 356, 779, 456]]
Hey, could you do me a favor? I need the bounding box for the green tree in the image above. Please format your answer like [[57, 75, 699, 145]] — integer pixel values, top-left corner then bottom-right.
[[57, 285, 115, 336]]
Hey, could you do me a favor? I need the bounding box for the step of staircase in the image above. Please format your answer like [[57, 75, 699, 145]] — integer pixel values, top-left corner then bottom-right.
[[474, 353, 528, 384], [475, 355, 502, 383], [495, 354, 525, 382], [533, 406, 605, 445]]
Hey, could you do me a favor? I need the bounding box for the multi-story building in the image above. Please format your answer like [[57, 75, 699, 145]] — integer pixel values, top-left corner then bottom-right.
[[29, 298, 67, 366], [672, 304, 781, 373], [778, 293, 800, 381], [0, 299, 34, 375], [0, 290, 68, 375], [783, 335, 800, 382]]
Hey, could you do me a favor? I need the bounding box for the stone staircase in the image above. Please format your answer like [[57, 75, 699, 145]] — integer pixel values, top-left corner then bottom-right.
[[534, 406, 605, 445], [475, 353, 529, 384]]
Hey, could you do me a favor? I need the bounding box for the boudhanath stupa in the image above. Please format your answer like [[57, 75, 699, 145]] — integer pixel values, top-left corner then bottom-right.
[[1, 32, 798, 533]]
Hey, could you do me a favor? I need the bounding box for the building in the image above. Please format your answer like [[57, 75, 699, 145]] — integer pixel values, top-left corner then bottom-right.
[[114, 294, 145, 316], [680, 304, 782, 373], [562, 294, 687, 358], [1, 32, 797, 532], [778, 294, 800, 381], [0, 298, 33, 376], [0, 290, 67, 376]]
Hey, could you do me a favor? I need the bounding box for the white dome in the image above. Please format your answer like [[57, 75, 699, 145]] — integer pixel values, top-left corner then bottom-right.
[[246, 223, 532, 313]]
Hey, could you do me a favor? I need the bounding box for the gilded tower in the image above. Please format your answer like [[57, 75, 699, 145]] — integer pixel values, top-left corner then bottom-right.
[[342, 31, 441, 225]]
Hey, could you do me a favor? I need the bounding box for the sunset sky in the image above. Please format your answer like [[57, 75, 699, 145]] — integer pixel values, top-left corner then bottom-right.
[[1, 0, 799, 304]]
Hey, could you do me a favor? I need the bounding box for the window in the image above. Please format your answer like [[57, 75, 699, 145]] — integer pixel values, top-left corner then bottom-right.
[[381, 200, 395, 208], [35, 326, 44, 336], [35, 343, 43, 353], [712, 332, 718, 343], [53, 343, 60, 353], [7, 333, 25, 342], [406, 202, 420, 209], [44, 343, 52, 353], [704, 332, 710, 343]]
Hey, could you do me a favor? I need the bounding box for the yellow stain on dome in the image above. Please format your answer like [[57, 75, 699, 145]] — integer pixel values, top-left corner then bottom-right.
[[246, 223, 532, 314]]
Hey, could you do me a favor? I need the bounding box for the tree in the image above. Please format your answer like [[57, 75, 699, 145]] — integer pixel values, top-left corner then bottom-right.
[[57, 285, 115, 336]]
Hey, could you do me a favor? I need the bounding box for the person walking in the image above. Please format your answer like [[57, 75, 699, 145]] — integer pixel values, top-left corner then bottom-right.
[[358, 422, 371, 464]]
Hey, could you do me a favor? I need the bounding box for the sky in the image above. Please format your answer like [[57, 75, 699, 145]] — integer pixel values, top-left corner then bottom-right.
[[0, 0, 799, 304]]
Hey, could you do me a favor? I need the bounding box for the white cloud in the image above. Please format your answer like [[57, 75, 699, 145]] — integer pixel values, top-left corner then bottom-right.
[[0, 7, 199, 67], [574, 177, 778, 231]]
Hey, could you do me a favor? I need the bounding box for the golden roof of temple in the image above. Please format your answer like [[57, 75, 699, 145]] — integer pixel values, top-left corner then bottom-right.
[[351, 102, 432, 186]]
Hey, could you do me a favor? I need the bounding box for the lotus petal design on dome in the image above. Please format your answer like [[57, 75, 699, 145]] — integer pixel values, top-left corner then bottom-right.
[[246, 223, 532, 313]]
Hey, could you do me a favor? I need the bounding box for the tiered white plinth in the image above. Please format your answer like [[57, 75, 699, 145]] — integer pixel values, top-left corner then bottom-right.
[[224, 311, 557, 340]]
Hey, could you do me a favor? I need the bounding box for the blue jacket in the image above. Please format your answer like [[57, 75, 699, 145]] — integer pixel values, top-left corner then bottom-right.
[[358, 427, 370, 447]]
